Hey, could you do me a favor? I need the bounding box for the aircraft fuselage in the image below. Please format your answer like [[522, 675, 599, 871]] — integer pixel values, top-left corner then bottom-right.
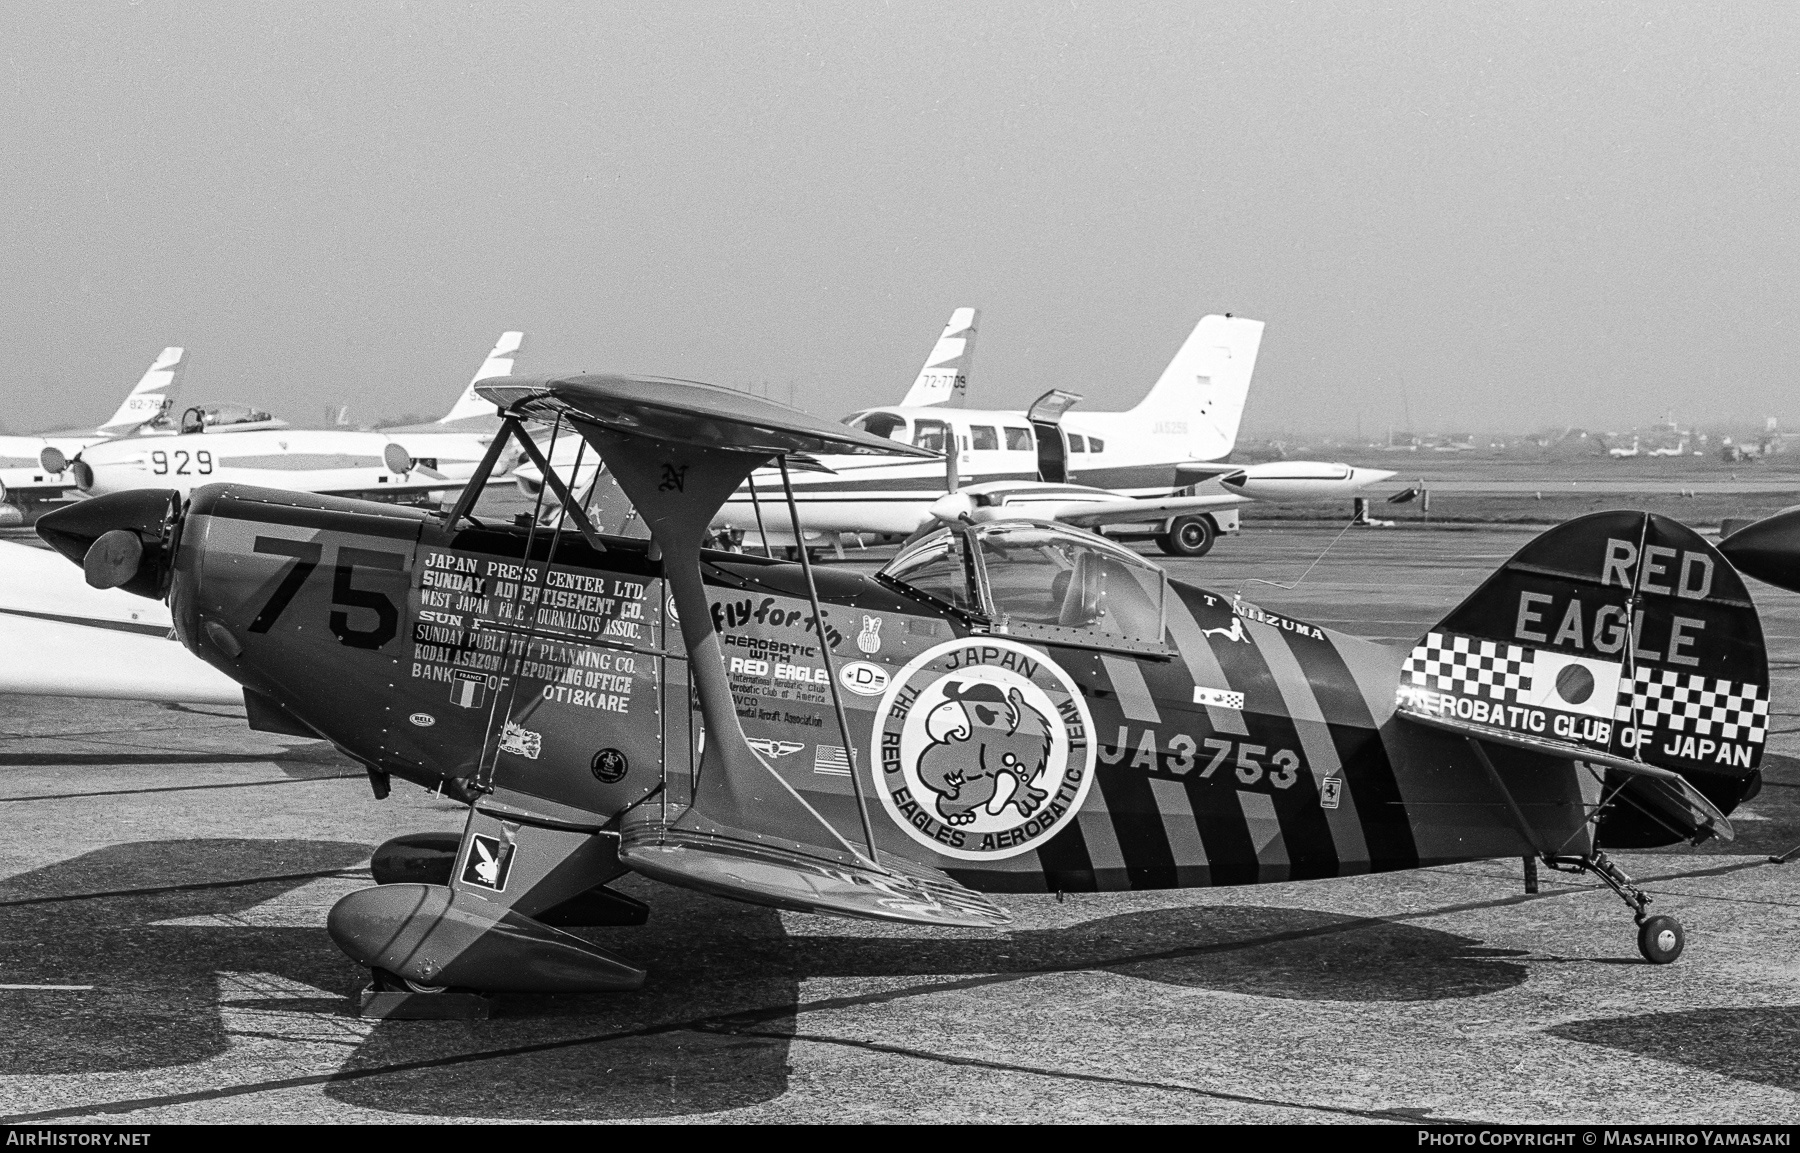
[[162, 483, 1598, 891]]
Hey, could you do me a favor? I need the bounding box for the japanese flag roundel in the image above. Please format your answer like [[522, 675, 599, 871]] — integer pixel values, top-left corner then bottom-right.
[[1520, 650, 1622, 719]]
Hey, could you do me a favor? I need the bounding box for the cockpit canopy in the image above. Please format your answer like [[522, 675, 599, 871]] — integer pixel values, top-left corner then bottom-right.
[[878, 522, 1170, 655], [165, 403, 289, 435]]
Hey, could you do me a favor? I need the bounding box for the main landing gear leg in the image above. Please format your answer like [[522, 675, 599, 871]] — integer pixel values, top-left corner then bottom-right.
[[1552, 851, 1683, 964]]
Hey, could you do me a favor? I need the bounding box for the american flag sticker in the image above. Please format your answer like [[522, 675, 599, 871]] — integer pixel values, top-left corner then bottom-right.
[[813, 744, 852, 776], [1193, 686, 1246, 711], [450, 672, 491, 709]]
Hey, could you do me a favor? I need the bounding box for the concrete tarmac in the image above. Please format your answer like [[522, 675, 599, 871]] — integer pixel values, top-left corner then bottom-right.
[[3, 523, 1799, 1124]]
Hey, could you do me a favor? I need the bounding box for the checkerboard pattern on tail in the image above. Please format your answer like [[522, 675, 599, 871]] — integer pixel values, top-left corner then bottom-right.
[[1615, 670, 1769, 745], [1401, 632, 1530, 702]]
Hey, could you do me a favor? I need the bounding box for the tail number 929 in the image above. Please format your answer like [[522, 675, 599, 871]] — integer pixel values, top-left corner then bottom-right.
[[150, 449, 213, 476]]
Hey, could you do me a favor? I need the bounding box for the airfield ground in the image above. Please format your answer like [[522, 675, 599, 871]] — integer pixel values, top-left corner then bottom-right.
[[3, 496, 1800, 1123]]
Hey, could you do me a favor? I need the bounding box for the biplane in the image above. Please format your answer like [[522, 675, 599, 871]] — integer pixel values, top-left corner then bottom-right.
[[36, 374, 1792, 999]]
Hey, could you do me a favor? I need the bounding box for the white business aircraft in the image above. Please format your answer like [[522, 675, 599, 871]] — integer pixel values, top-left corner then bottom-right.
[[0, 347, 187, 522], [714, 312, 1390, 555], [0, 539, 239, 703], [67, 332, 523, 503]]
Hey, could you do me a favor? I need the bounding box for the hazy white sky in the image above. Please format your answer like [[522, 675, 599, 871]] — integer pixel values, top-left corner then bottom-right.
[[4, 1, 1797, 436]]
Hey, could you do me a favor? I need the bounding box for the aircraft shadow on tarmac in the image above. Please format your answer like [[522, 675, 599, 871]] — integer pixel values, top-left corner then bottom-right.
[[0, 739, 359, 779], [3, 838, 1531, 1121], [1547, 1010, 1800, 1094]]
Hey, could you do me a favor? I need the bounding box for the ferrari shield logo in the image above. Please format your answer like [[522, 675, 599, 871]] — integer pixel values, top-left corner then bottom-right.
[[871, 638, 1095, 861]]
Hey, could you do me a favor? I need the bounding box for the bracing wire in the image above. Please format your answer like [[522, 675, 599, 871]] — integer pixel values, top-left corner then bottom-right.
[[1237, 513, 1361, 597]]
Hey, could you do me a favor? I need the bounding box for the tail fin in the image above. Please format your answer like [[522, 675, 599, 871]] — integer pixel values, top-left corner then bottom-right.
[[1128, 314, 1264, 461], [97, 347, 186, 436], [438, 331, 525, 424], [897, 308, 978, 407], [1397, 511, 1766, 844]]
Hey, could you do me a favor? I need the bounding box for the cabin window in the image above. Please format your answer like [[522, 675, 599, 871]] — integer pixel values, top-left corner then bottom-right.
[[972, 525, 1166, 649], [1088, 437, 1104, 454], [850, 412, 909, 441], [1004, 427, 1032, 452], [970, 425, 998, 451], [1068, 434, 1086, 453], [913, 419, 950, 453]]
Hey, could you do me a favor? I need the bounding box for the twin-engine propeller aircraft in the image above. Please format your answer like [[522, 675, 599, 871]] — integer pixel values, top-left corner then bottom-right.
[[711, 312, 1391, 556], [0, 347, 188, 524], [37, 374, 1785, 1000], [62, 332, 524, 506]]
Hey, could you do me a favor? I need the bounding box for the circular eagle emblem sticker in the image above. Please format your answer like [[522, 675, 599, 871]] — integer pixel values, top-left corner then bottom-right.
[[872, 638, 1095, 861]]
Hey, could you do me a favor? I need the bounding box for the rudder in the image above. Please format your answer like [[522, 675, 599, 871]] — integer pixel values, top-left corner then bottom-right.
[[1397, 511, 1768, 844], [1127, 313, 1263, 462], [97, 347, 186, 436], [898, 307, 978, 407]]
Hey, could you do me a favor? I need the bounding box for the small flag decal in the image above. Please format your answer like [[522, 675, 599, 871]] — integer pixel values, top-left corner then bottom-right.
[[1193, 686, 1245, 711]]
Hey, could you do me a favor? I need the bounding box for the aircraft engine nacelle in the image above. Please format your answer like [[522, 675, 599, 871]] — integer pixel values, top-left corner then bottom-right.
[[1216, 461, 1394, 502]]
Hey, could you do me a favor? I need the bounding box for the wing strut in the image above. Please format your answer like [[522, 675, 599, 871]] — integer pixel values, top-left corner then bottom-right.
[[470, 374, 1008, 927], [777, 455, 880, 860]]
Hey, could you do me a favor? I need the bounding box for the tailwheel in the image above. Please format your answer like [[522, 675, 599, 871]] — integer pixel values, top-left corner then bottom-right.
[[1637, 916, 1685, 965], [1549, 851, 1685, 965]]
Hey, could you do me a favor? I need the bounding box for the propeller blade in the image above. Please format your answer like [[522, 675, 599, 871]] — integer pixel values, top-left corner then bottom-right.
[[382, 443, 414, 475], [83, 529, 144, 589]]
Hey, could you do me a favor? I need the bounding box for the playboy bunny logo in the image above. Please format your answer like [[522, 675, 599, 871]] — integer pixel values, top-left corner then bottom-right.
[[460, 833, 513, 892], [857, 616, 884, 654]]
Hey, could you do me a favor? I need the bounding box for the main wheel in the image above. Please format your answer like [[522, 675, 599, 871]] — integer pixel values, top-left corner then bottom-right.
[[1155, 515, 1216, 558], [371, 967, 450, 994], [1637, 915, 1684, 964]]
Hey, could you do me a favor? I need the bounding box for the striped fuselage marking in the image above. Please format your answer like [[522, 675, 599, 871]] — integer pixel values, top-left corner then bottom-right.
[[940, 581, 1422, 894]]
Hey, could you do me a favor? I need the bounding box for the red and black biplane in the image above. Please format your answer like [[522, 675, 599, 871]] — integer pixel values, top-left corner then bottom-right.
[[36, 375, 1799, 999]]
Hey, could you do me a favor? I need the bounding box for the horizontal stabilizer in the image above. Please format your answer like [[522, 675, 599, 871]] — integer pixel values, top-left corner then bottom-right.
[[1401, 708, 1733, 843]]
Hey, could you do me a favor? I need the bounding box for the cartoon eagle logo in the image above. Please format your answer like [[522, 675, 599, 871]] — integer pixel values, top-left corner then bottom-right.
[[916, 680, 1054, 826]]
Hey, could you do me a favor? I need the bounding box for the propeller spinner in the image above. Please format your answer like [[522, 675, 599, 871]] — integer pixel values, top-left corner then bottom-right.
[[37, 488, 183, 600]]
